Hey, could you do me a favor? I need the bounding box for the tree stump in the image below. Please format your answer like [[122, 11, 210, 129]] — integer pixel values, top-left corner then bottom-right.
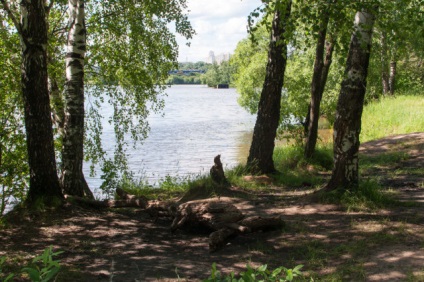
[[210, 154, 229, 186]]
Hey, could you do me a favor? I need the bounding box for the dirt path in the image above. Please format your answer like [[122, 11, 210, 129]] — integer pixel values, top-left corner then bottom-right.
[[1, 133, 423, 281]]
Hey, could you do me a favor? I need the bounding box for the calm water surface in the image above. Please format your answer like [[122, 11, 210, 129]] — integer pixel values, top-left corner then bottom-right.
[[84, 85, 256, 189]]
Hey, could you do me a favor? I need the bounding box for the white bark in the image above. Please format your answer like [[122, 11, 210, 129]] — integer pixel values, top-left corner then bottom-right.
[[62, 0, 92, 197], [327, 8, 376, 190]]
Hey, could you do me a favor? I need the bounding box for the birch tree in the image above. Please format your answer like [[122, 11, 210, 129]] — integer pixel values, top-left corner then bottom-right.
[[61, 0, 93, 198], [1, 0, 63, 204], [326, 6, 377, 190], [83, 0, 194, 193]]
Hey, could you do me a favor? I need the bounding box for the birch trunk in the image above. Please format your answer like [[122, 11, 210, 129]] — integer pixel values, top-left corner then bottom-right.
[[389, 60, 397, 95], [61, 0, 93, 198], [19, 0, 63, 203], [326, 8, 376, 190], [247, 1, 291, 173]]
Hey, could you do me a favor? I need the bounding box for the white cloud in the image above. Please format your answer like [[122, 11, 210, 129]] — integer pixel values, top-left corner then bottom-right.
[[176, 0, 261, 62]]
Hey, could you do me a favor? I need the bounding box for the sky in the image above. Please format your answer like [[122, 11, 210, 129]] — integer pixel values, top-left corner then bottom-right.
[[175, 0, 261, 62]]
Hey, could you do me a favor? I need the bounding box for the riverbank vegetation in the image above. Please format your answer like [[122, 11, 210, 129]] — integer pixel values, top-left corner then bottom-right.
[[117, 93, 423, 205]]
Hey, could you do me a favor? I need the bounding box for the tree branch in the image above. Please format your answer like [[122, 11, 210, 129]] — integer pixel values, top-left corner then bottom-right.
[[0, 0, 23, 35]]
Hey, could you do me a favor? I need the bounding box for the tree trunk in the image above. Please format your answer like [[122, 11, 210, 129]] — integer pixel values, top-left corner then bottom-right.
[[380, 31, 390, 95], [389, 60, 397, 95], [61, 0, 93, 198], [326, 8, 376, 190], [48, 76, 65, 134], [247, 1, 291, 173], [20, 0, 63, 203], [304, 7, 334, 159]]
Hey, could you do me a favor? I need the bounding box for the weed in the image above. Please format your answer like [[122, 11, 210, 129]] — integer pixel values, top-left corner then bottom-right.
[[0, 246, 62, 282], [203, 262, 304, 282]]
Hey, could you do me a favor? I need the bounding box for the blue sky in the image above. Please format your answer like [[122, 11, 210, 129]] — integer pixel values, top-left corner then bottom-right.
[[176, 0, 261, 62]]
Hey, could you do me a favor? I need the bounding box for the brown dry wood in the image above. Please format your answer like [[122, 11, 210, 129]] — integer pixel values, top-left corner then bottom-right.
[[209, 228, 237, 252], [171, 199, 244, 231], [170, 198, 285, 252]]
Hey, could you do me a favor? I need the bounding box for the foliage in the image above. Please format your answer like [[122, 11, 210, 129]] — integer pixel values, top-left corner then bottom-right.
[[0, 256, 14, 281], [1, 0, 195, 200], [167, 74, 202, 85], [178, 61, 210, 72], [201, 61, 235, 87], [232, 0, 423, 146], [203, 262, 304, 282], [167, 61, 211, 84], [83, 0, 195, 193], [0, 246, 63, 282], [0, 14, 29, 215], [231, 24, 268, 114], [231, 22, 343, 140]]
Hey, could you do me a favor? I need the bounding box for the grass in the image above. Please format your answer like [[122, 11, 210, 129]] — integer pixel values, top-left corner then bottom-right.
[[318, 179, 397, 212], [361, 94, 424, 142]]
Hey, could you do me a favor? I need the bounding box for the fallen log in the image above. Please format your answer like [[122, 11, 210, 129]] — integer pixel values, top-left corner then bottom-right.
[[64, 194, 148, 209], [171, 199, 244, 232], [239, 215, 285, 232]]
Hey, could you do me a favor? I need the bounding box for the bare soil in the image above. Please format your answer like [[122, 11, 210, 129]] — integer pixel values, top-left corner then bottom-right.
[[1, 133, 423, 281]]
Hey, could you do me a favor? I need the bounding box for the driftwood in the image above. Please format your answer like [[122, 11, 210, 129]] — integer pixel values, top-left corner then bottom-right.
[[170, 198, 285, 252]]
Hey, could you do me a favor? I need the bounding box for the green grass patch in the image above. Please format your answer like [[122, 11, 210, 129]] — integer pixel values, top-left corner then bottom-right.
[[360, 151, 409, 168], [361, 94, 424, 142], [225, 144, 333, 191], [319, 179, 397, 211], [274, 144, 333, 171], [118, 175, 193, 200]]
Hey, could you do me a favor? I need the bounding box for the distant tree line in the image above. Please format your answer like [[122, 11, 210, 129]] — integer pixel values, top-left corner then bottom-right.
[[167, 61, 234, 86]]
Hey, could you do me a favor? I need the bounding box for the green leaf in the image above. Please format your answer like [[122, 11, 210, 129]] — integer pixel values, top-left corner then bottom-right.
[[5, 273, 15, 282], [22, 267, 41, 281], [285, 269, 293, 281], [42, 266, 60, 282], [292, 264, 303, 274], [271, 266, 283, 277], [256, 264, 267, 273]]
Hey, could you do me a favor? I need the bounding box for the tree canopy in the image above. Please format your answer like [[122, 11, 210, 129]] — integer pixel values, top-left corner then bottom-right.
[[0, 0, 195, 210]]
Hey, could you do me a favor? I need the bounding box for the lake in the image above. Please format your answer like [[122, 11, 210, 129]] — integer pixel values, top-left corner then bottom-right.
[[83, 85, 257, 190]]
